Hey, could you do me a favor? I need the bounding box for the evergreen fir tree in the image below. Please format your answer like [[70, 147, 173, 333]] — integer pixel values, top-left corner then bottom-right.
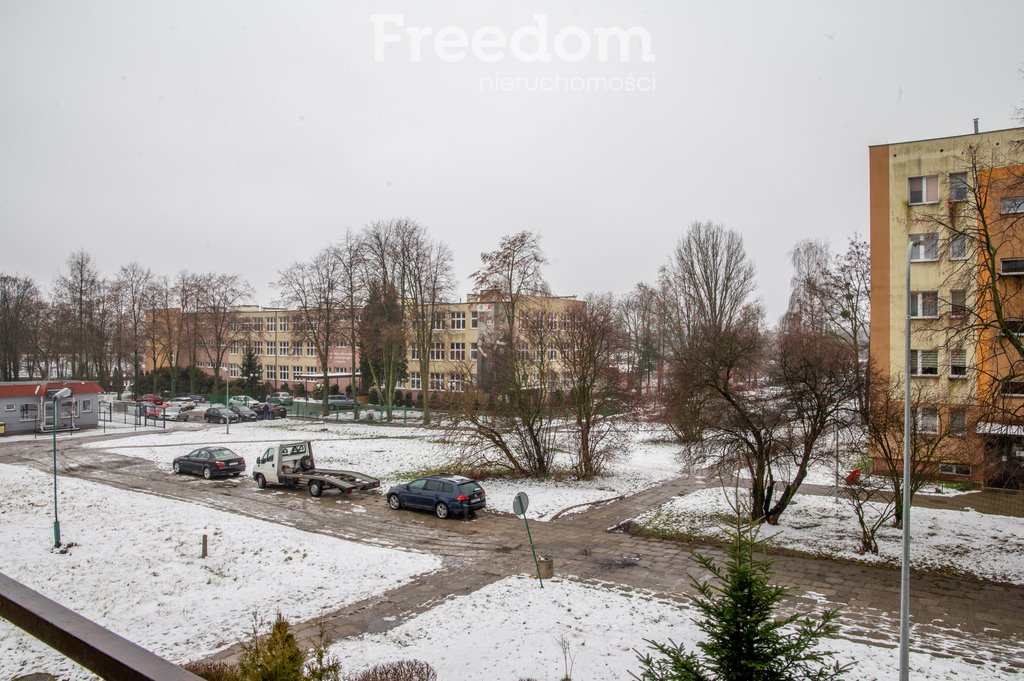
[[633, 518, 850, 681]]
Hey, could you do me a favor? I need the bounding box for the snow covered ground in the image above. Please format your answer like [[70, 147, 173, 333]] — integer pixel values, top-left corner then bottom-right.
[[633, 486, 1024, 585], [80, 419, 685, 520], [0, 464, 440, 681], [3, 421, 1020, 680], [329, 574, 1018, 680]]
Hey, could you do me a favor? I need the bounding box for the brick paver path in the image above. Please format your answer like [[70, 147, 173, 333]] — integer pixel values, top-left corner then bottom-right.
[[3, 432, 1023, 675]]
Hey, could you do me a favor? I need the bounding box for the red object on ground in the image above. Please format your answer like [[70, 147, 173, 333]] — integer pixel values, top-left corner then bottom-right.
[[845, 468, 861, 484]]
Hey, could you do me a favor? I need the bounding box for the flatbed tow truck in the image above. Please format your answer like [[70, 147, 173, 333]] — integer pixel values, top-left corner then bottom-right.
[[252, 440, 379, 497]]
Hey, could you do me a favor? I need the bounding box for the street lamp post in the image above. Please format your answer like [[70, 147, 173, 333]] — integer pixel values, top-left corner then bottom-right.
[[900, 240, 920, 681], [224, 369, 231, 435], [51, 387, 72, 547]]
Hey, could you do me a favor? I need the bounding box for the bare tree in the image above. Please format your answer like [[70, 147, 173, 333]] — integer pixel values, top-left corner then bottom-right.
[[618, 282, 661, 395], [399, 221, 455, 423], [114, 262, 155, 397], [174, 271, 204, 393], [53, 250, 105, 378], [0, 274, 41, 380], [439, 232, 563, 477], [275, 247, 348, 416], [814, 238, 871, 422], [335, 230, 366, 397], [197, 273, 251, 391], [843, 475, 895, 555], [561, 293, 631, 479], [864, 369, 972, 527], [783, 238, 831, 333]]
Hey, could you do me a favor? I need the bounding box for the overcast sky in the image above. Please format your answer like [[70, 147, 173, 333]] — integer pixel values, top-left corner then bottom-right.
[[2, 1, 1022, 321]]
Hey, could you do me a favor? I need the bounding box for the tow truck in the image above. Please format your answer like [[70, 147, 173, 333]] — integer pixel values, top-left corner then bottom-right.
[[252, 440, 380, 497]]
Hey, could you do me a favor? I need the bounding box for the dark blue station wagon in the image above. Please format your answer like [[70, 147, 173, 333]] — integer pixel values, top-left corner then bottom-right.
[[386, 474, 486, 519]]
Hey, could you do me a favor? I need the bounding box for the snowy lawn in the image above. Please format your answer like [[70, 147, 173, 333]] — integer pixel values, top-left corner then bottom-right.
[[329, 573, 1015, 680], [81, 420, 685, 520], [0, 464, 441, 681], [633, 487, 1024, 584]]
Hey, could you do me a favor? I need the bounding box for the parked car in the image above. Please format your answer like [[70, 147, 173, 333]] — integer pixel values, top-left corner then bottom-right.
[[204, 406, 240, 424], [265, 404, 287, 419], [139, 394, 164, 405], [161, 406, 190, 422], [136, 401, 162, 419], [267, 392, 293, 406], [229, 404, 259, 421], [166, 397, 196, 410], [229, 395, 263, 410], [327, 395, 355, 410], [172, 447, 245, 479], [386, 474, 486, 519], [188, 394, 208, 404]]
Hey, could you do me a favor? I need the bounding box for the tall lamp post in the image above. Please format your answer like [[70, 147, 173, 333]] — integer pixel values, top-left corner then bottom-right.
[[51, 387, 72, 547], [900, 240, 920, 681], [224, 369, 231, 435]]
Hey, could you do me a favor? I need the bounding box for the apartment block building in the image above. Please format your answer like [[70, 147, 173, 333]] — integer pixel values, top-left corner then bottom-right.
[[869, 126, 1024, 487]]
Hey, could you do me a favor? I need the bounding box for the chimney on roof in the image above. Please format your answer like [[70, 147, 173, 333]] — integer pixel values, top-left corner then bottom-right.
[[973, 118, 979, 134]]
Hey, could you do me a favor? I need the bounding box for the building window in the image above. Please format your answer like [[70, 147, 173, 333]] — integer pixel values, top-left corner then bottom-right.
[[950, 289, 968, 318], [242, 319, 251, 332], [471, 310, 479, 329], [449, 374, 465, 392], [1001, 197, 1024, 214], [939, 463, 971, 476], [266, 343, 276, 356], [253, 318, 263, 332], [949, 233, 968, 260], [949, 172, 969, 202], [1002, 319, 1024, 339], [280, 318, 288, 332], [230, 342, 239, 355], [948, 408, 967, 436], [910, 291, 938, 318], [429, 342, 445, 360], [306, 343, 316, 357], [1001, 380, 1024, 396], [471, 342, 478, 360], [949, 349, 968, 378], [1001, 258, 1024, 275], [254, 341, 264, 356], [909, 234, 939, 262], [450, 342, 465, 360], [411, 346, 420, 360], [916, 407, 939, 434], [279, 341, 289, 356], [81, 399, 92, 413], [429, 372, 444, 390], [910, 349, 938, 376], [909, 175, 939, 205], [266, 317, 276, 332], [3, 403, 14, 411], [19, 404, 38, 422], [432, 313, 445, 330], [410, 372, 421, 390], [280, 365, 289, 380], [451, 312, 466, 330], [266, 365, 276, 380], [229, 364, 240, 378]]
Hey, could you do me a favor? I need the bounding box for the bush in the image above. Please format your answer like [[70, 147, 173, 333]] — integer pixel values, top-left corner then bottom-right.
[[183, 660, 240, 681], [294, 383, 307, 398], [404, 391, 414, 408], [349, 660, 437, 681], [237, 614, 304, 681]]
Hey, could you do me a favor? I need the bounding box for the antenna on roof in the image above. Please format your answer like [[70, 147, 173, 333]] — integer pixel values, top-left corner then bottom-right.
[[973, 118, 979, 134]]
